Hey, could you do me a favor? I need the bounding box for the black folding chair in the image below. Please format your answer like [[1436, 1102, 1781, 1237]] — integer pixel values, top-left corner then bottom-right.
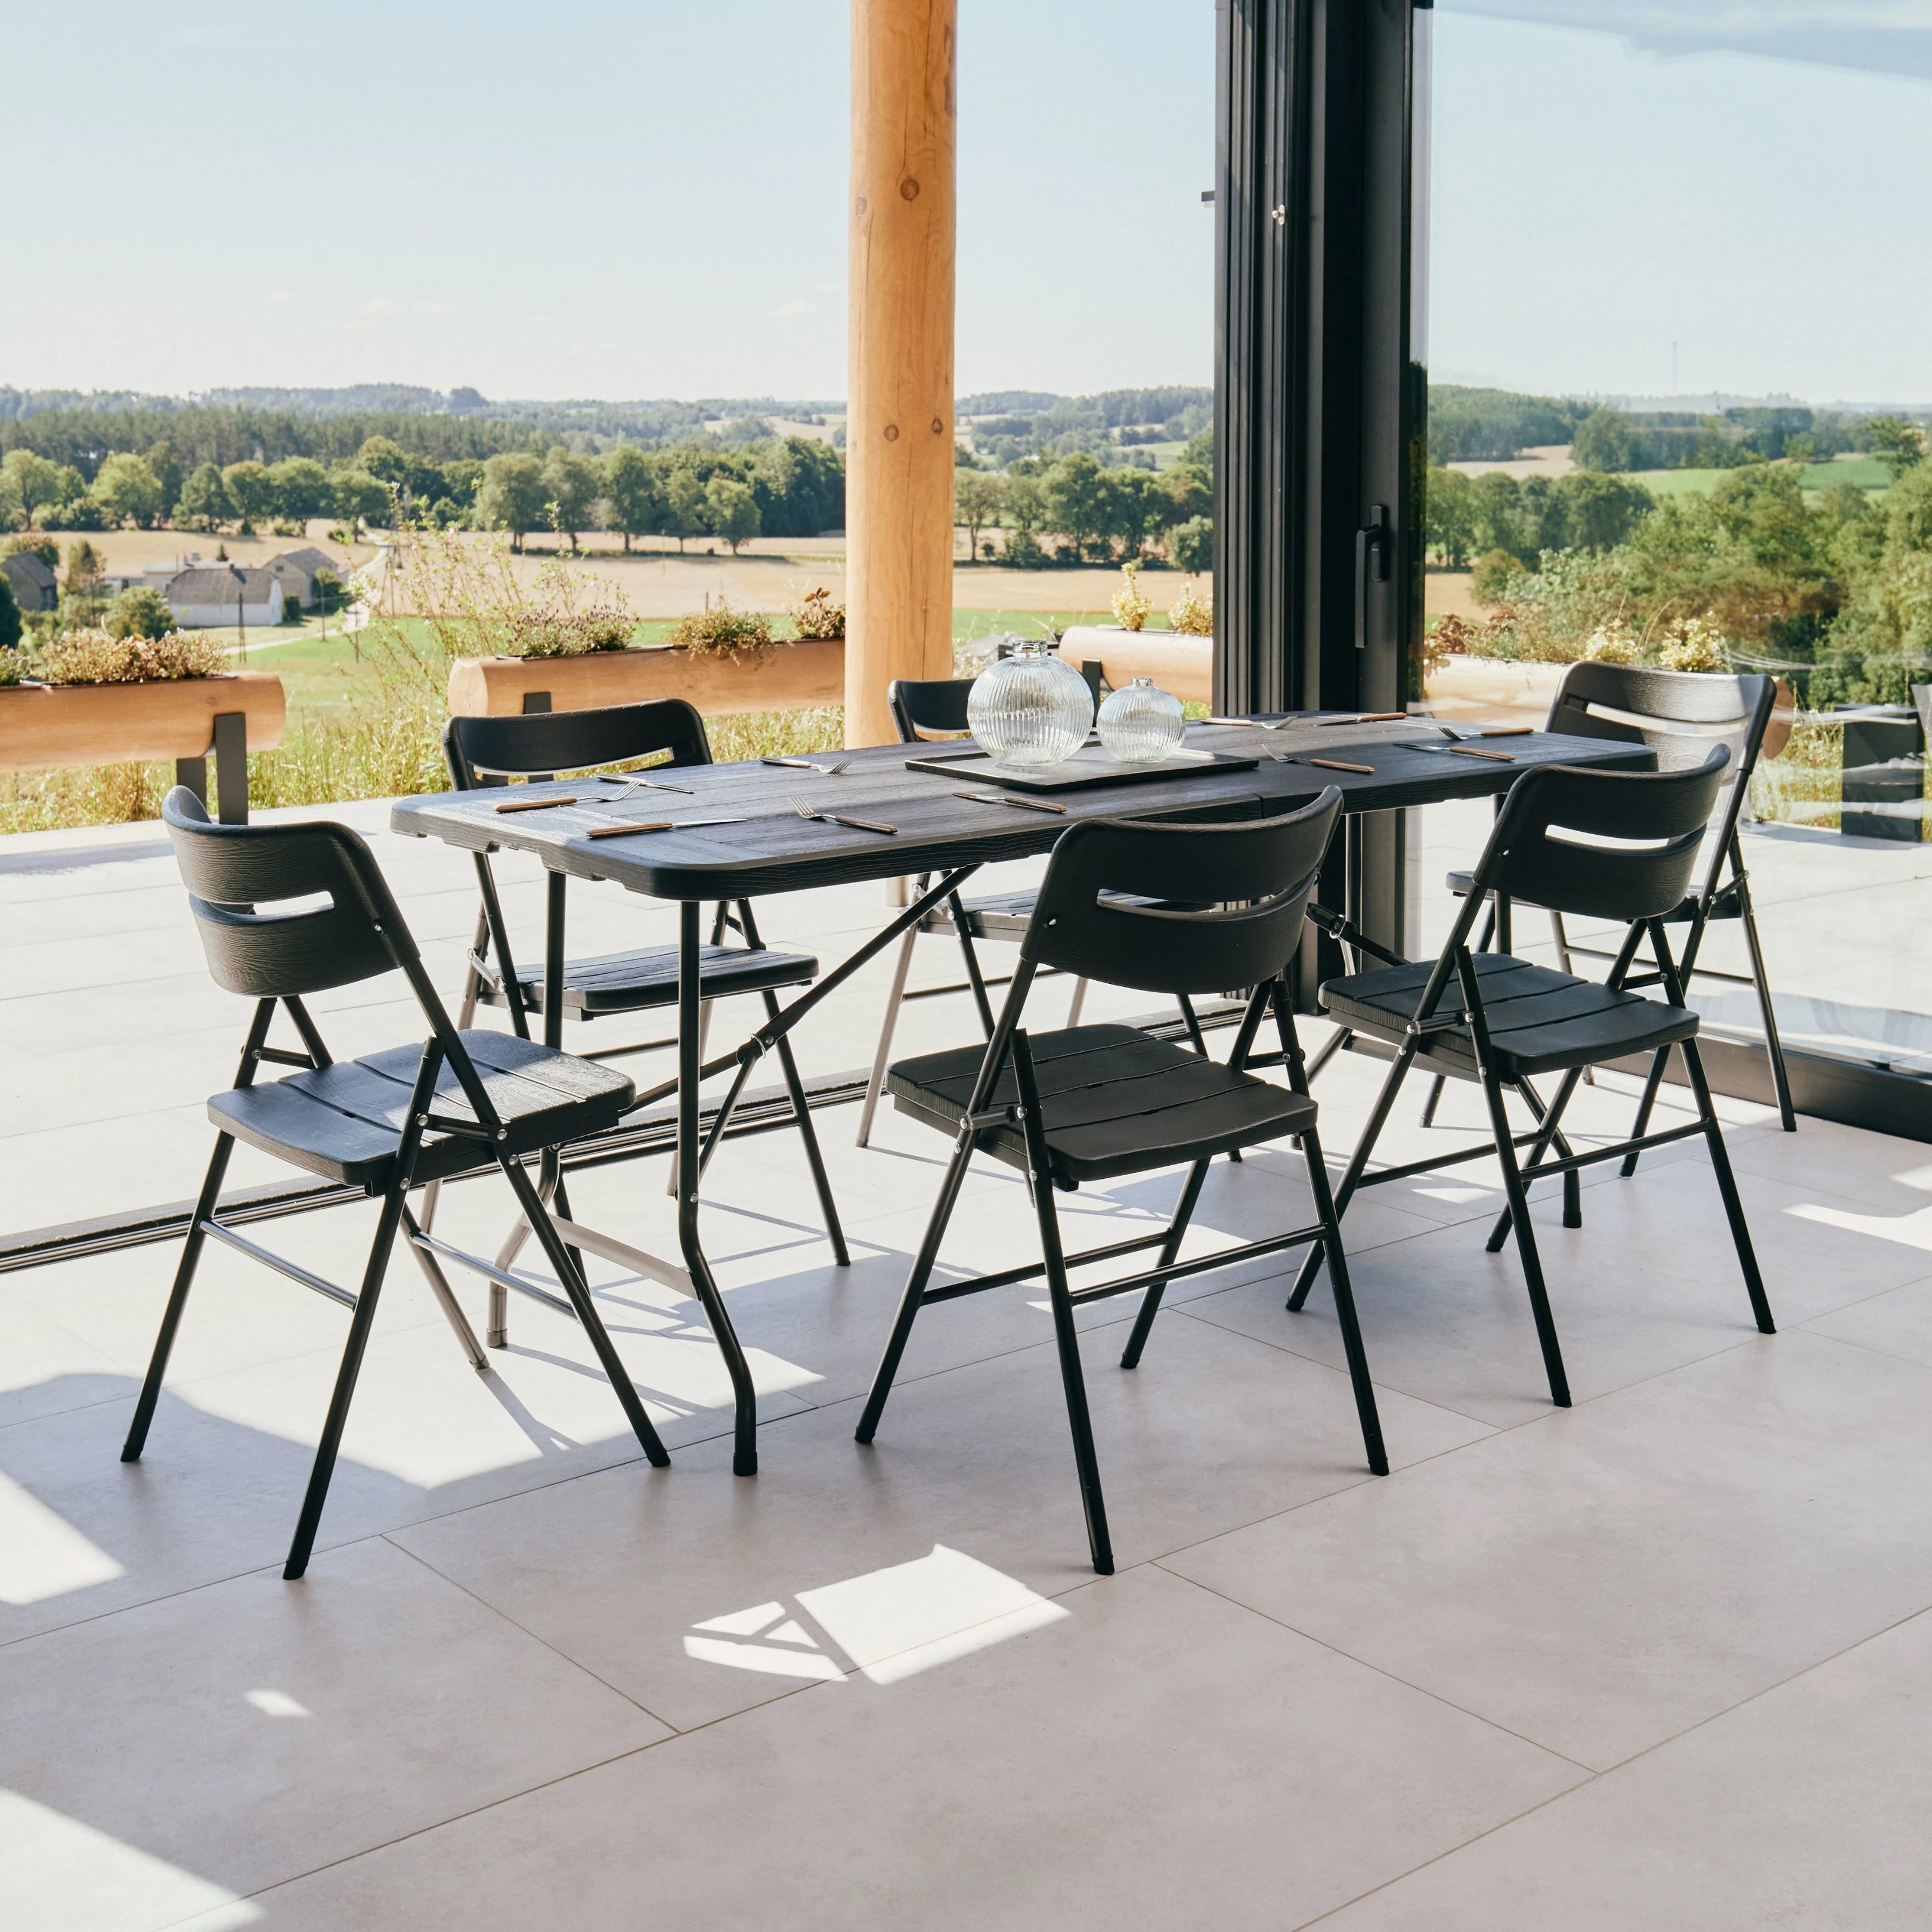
[[1287, 750, 1775, 1411], [437, 702, 848, 1315], [855, 791, 1387, 1575], [855, 674, 1216, 1146], [1422, 663, 1794, 1147], [122, 789, 667, 1581]]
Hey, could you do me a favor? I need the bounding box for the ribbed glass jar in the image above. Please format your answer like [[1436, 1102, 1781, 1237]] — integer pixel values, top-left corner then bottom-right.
[[967, 640, 1094, 768], [1096, 676, 1185, 763]]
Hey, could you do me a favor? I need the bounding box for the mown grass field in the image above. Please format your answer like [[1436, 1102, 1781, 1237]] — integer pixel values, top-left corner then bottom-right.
[[1631, 454, 1893, 500]]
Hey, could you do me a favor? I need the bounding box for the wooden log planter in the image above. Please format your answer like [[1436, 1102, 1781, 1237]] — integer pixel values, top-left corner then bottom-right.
[[1055, 626, 1213, 705], [447, 638, 846, 719], [0, 671, 286, 822]]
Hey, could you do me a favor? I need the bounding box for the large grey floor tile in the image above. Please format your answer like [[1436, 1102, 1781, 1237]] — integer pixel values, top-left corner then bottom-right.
[[1314, 1606, 1932, 1931], [0, 1534, 666, 1932], [1165, 1332, 1932, 1769], [392, 1311, 1488, 1730], [0, 1280, 807, 1643], [1190, 1156, 1931, 1427], [184, 1564, 1583, 1932]]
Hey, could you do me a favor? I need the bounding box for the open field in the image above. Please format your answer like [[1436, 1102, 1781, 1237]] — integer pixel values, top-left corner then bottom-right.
[[1632, 453, 1892, 500]]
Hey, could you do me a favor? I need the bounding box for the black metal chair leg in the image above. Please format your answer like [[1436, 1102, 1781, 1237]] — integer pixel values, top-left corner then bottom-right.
[[1302, 1124, 1388, 1475], [1119, 1158, 1210, 1370], [1619, 1044, 1675, 1178], [1013, 1033, 1113, 1575], [1485, 1068, 1586, 1252], [766, 996, 850, 1265], [1679, 1042, 1776, 1335], [1287, 1039, 1417, 1311], [284, 1182, 408, 1580], [1735, 866, 1796, 1132], [122, 1133, 236, 1462], [857, 923, 919, 1147], [497, 1150, 671, 1466], [855, 1119, 979, 1443], [1477, 1069, 1571, 1408], [950, 897, 996, 1037], [1420, 1074, 1447, 1128], [1178, 994, 1209, 1058]]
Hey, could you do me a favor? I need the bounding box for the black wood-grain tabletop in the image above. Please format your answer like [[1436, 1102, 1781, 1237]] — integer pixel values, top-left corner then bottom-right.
[[391, 715, 1655, 902]]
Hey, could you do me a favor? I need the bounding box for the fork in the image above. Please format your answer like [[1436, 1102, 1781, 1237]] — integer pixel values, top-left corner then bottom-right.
[[764, 756, 852, 775], [596, 773, 693, 802], [789, 794, 897, 835]]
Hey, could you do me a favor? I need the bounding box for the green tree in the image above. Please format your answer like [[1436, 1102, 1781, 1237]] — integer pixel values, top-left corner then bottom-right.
[[354, 435, 410, 485], [1863, 413, 1924, 475], [0, 572, 20, 651], [65, 538, 104, 591], [1097, 467, 1160, 560], [1042, 452, 1107, 559], [1169, 516, 1213, 574], [1469, 472, 1525, 560], [331, 467, 392, 538], [600, 445, 662, 552], [1569, 407, 1634, 474], [267, 456, 334, 522], [1424, 465, 1478, 568], [90, 453, 165, 528], [105, 585, 176, 640], [704, 475, 760, 554], [146, 440, 183, 517], [542, 447, 601, 552], [176, 462, 233, 532], [1558, 472, 1654, 552], [475, 453, 547, 551], [955, 469, 1005, 559], [222, 460, 276, 534], [1, 450, 63, 528], [664, 466, 707, 552], [6, 533, 59, 569]]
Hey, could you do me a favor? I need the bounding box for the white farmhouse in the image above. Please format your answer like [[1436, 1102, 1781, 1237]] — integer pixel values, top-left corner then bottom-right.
[[166, 566, 283, 628], [262, 545, 342, 611]]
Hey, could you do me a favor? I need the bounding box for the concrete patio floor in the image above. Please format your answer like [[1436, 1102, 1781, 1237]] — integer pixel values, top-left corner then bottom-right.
[[4, 797, 1932, 1928]]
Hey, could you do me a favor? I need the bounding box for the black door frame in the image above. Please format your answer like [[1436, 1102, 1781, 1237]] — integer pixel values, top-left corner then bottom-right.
[[1213, 0, 1428, 979]]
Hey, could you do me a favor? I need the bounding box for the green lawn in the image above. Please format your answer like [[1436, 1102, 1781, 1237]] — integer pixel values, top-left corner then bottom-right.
[[1630, 454, 1893, 501]]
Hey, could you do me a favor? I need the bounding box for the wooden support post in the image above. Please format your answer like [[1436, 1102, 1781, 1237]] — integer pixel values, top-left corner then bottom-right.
[[846, 0, 958, 748]]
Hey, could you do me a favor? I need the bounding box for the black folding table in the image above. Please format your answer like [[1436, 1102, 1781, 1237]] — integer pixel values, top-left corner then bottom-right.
[[392, 714, 1652, 1476]]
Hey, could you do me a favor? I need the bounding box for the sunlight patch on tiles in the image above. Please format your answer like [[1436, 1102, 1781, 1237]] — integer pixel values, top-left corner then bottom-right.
[[244, 1689, 311, 1718], [683, 1545, 1071, 1689], [0, 1789, 261, 1932], [0, 1475, 123, 1606], [1788, 1200, 1932, 1253]]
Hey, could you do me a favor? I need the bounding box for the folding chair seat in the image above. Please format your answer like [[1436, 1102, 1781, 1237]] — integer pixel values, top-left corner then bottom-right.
[[855, 674, 1217, 1146], [209, 1030, 634, 1189], [888, 1024, 1316, 1184], [1289, 750, 1775, 1413], [1321, 955, 1699, 1080], [1425, 663, 1792, 1140], [123, 790, 669, 1583], [439, 700, 847, 1280], [857, 790, 1386, 1576]]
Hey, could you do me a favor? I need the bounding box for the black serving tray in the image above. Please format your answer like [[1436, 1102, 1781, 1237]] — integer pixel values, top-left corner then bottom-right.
[[903, 745, 1261, 793]]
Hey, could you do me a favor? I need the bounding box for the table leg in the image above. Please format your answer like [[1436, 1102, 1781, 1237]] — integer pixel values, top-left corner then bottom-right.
[[676, 898, 760, 1475]]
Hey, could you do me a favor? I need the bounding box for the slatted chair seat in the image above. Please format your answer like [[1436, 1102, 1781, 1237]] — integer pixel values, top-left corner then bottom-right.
[[889, 1023, 1317, 1186], [484, 942, 820, 1017], [918, 886, 1042, 939], [1320, 955, 1698, 1080], [211, 1031, 634, 1189]]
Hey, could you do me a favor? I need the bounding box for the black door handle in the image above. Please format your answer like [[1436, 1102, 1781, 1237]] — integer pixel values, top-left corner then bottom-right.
[[1355, 504, 1391, 652]]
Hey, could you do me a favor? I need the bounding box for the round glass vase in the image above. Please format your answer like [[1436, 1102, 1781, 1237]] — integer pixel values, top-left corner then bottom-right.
[[967, 640, 1094, 768], [1097, 676, 1186, 763]]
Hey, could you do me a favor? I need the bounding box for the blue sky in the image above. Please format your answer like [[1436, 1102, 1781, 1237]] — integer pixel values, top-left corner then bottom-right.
[[2, 2, 1926, 405]]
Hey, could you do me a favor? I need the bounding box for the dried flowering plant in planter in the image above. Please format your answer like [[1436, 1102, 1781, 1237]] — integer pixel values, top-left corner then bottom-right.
[[1168, 579, 1213, 637], [791, 586, 846, 640], [35, 628, 230, 685], [1111, 562, 1153, 632], [669, 599, 776, 660]]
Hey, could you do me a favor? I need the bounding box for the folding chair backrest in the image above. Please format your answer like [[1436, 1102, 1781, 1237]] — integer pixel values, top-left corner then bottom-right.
[[1473, 750, 1732, 928], [887, 677, 973, 744], [1021, 790, 1343, 995], [444, 699, 712, 787], [163, 787, 416, 998]]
